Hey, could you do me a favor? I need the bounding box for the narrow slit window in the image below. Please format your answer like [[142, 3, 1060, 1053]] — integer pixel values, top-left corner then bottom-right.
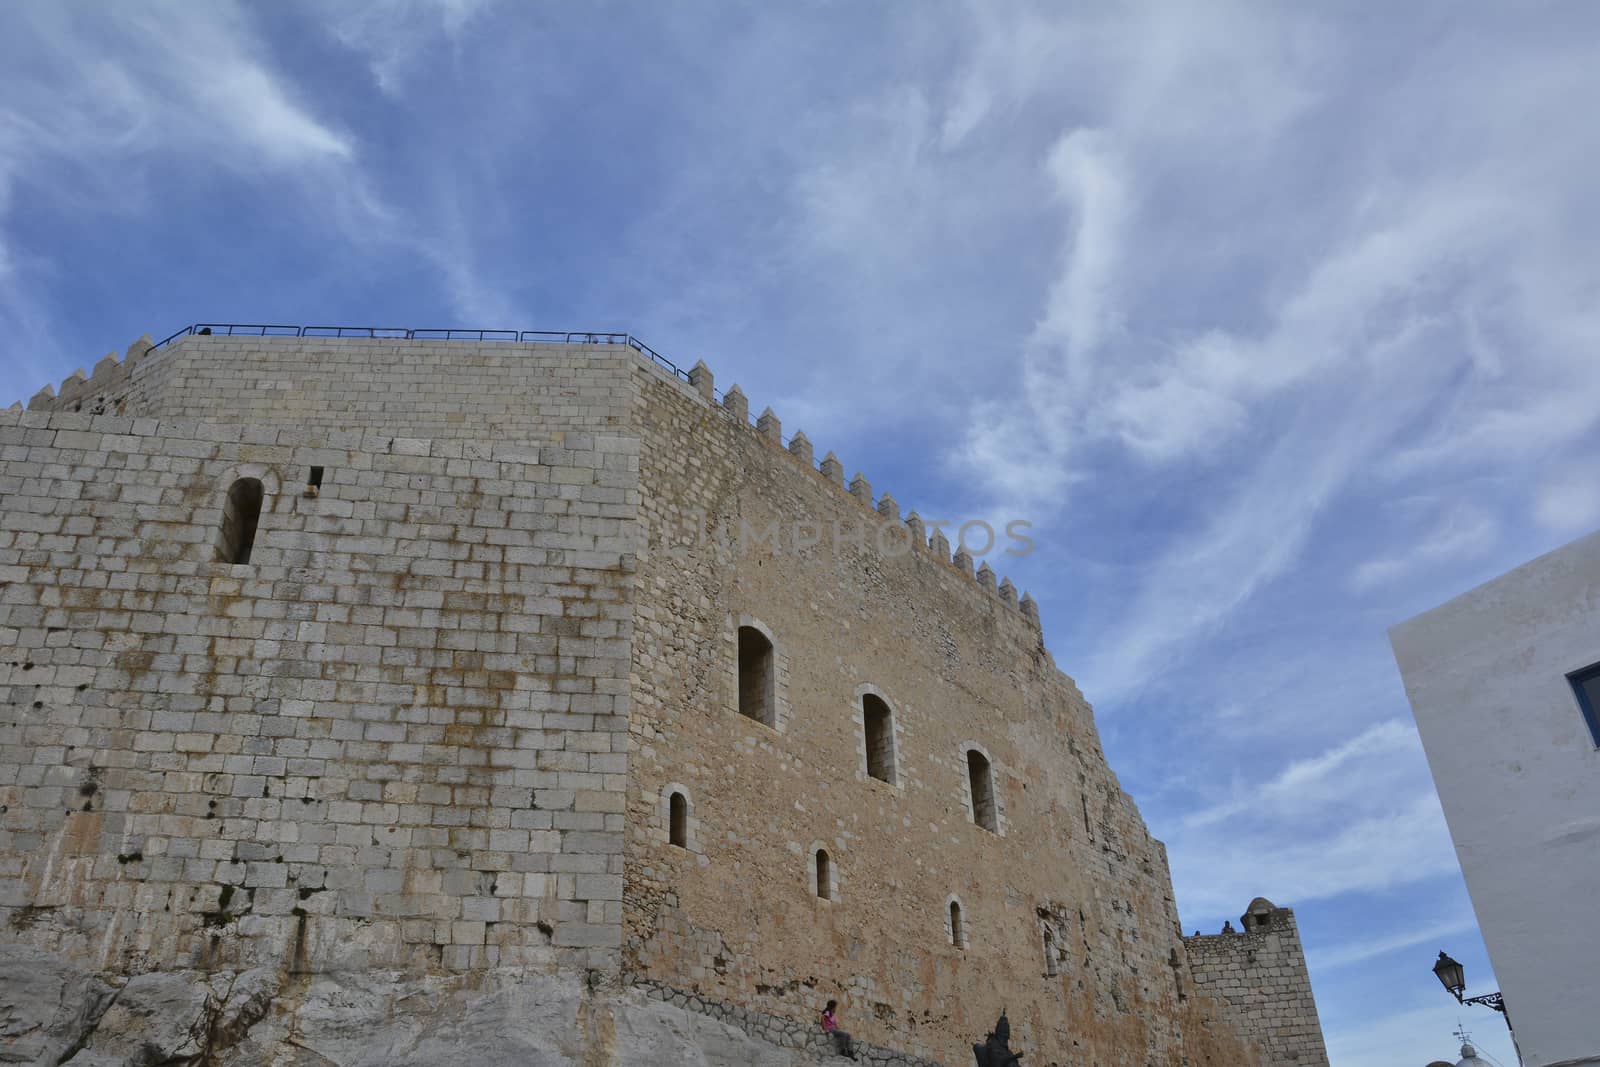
[[1044, 924, 1059, 976], [950, 900, 964, 948], [306, 466, 325, 497], [669, 792, 688, 848], [863, 693, 895, 784], [967, 748, 998, 832], [815, 849, 831, 899], [218, 478, 264, 565], [737, 626, 775, 725]]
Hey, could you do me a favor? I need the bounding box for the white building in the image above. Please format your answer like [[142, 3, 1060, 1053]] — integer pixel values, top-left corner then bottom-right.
[[1390, 530, 1600, 1067]]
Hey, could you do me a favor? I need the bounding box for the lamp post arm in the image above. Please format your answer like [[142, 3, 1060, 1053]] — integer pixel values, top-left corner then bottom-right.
[[1463, 991, 1506, 1014]]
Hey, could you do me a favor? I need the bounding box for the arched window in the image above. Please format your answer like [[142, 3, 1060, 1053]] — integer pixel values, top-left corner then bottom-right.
[[669, 791, 688, 848], [1043, 922, 1059, 976], [949, 900, 965, 949], [737, 625, 775, 725], [967, 748, 997, 832], [862, 693, 895, 784], [219, 478, 264, 564], [815, 848, 831, 900]]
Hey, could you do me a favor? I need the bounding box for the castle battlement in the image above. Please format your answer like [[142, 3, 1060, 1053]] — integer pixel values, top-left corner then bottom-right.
[[19, 334, 154, 414], [0, 325, 1326, 1066], [620, 335, 1042, 630], [17, 326, 1043, 633]]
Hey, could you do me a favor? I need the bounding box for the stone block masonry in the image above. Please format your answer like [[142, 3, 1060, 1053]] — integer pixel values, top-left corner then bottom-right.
[[26, 334, 636, 439], [0, 331, 1330, 1066], [0, 407, 637, 975], [622, 361, 1271, 1066], [1183, 900, 1330, 1065]]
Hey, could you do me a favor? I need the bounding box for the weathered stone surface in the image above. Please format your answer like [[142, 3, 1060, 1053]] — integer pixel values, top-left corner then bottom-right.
[[0, 948, 883, 1067], [228, 971, 582, 1067], [606, 995, 797, 1066], [1183, 902, 1329, 1066], [0, 945, 113, 1066], [623, 362, 1270, 1064], [207, 968, 280, 1059], [64, 972, 210, 1067]]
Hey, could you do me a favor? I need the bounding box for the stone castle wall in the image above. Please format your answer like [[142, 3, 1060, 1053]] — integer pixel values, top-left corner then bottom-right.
[[24, 334, 633, 438], [0, 333, 1328, 1066], [1183, 903, 1329, 1065], [621, 362, 1262, 1066], [0, 397, 636, 976]]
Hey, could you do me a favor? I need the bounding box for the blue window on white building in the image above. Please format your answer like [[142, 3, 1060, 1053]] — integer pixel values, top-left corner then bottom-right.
[[1567, 662, 1600, 747]]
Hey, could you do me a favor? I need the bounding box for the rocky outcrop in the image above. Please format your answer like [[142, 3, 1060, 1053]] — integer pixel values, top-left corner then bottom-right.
[[0, 947, 114, 1066], [64, 972, 212, 1066], [0, 946, 916, 1067]]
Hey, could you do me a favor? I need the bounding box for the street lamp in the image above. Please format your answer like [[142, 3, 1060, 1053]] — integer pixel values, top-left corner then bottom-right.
[[1432, 951, 1520, 1064], [1432, 951, 1505, 1013]]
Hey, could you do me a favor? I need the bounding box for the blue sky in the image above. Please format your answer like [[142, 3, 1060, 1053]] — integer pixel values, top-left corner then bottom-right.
[[5, 2, 1597, 1063]]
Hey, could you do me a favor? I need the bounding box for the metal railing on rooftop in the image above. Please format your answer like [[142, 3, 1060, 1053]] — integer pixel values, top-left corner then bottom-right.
[[152, 323, 692, 382]]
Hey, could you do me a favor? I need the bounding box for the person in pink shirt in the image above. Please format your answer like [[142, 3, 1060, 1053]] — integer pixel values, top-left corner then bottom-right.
[[821, 999, 858, 1060]]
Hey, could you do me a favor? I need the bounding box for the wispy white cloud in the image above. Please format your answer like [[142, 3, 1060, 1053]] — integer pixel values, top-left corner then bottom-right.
[[0, 0, 376, 402], [1309, 913, 1477, 971], [0, 1, 369, 267], [938, 10, 1600, 704], [0, 2, 356, 173], [319, 0, 498, 96], [1349, 504, 1498, 593], [1532, 464, 1600, 536], [1165, 720, 1457, 921], [1171, 790, 1458, 923], [1181, 720, 1420, 831], [1076, 319, 1449, 702], [0, 0, 530, 367]]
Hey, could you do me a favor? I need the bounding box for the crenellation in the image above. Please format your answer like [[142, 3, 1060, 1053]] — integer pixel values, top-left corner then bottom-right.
[[756, 406, 782, 444], [630, 353, 1059, 610], [126, 333, 154, 365], [906, 511, 926, 549], [787, 429, 813, 467], [849, 471, 873, 506], [687, 359, 714, 402], [976, 561, 997, 593]]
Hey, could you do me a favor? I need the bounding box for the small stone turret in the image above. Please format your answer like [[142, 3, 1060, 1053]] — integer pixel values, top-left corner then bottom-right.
[[1183, 899, 1329, 1066]]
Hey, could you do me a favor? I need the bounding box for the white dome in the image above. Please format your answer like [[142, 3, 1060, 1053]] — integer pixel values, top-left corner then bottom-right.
[[1456, 1042, 1493, 1067]]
